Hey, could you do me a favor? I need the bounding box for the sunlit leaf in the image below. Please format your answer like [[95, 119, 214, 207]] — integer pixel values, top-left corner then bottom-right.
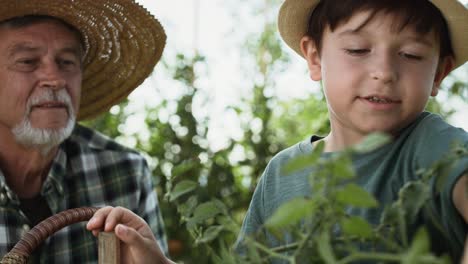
[[352, 133, 392, 153], [282, 146, 322, 175]]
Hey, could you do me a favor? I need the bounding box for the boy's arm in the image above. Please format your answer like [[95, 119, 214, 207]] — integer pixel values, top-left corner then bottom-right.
[[452, 173, 468, 263], [453, 174, 468, 222]]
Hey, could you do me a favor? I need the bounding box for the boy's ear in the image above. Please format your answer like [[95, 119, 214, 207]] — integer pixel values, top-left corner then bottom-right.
[[431, 56, 455, 96], [300, 36, 322, 81]]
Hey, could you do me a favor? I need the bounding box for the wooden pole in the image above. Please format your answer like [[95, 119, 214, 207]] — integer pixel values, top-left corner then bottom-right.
[[98, 232, 120, 264]]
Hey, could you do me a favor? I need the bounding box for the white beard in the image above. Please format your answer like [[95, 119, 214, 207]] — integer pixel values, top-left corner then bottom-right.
[[12, 89, 76, 155]]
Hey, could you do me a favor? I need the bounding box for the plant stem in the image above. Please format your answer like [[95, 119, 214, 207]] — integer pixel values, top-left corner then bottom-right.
[[338, 252, 401, 263]]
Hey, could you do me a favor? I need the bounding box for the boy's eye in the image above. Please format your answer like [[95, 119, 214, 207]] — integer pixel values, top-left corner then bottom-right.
[[400, 52, 423, 61], [344, 49, 370, 56]]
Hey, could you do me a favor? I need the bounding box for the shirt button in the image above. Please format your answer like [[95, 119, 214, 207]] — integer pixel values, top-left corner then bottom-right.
[[22, 224, 30, 232]]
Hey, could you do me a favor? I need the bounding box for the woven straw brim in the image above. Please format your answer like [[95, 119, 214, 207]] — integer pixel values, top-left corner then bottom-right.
[[278, 0, 468, 70], [0, 0, 166, 120]]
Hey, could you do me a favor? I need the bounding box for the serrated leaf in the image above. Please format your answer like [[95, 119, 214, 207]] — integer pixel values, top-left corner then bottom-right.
[[265, 198, 316, 229], [335, 183, 378, 208], [397, 181, 430, 224], [169, 180, 198, 201], [341, 216, 374, 239], [352, 133, 391, 153], [196, 225, 224, 243]]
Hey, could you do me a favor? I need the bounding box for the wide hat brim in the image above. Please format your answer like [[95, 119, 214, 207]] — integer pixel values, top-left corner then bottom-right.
[[0, 0, 166, 120], [278, 0, 468, 70]]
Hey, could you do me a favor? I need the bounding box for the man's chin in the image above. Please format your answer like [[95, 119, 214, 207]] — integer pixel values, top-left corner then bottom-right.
[[12, 117, 76, 153]]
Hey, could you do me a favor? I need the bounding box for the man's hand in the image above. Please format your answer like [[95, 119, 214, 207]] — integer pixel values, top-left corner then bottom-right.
[[86, 206, 175, 264]]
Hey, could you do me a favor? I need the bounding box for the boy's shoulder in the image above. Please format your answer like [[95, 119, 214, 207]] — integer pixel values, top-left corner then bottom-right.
[[269, 138, 314, 166], [403, 112, 468, 149]]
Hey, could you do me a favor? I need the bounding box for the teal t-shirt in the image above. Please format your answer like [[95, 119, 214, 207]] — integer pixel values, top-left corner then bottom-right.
[[236, 112, 468, 262]]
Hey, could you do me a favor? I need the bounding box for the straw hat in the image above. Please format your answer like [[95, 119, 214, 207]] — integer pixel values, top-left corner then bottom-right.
[[278, 0, 468, 69], [0, 0, 166, 120]]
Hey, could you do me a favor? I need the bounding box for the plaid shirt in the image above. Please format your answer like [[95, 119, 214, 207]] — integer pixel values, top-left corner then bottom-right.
[[0, 124, 168, 263]]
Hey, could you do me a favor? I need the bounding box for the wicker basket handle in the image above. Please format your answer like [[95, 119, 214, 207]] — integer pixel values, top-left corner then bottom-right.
[[1, 207, 99, 264]]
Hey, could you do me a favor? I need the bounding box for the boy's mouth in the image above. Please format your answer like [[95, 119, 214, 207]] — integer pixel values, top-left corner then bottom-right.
[[362, 96, 400, 104]]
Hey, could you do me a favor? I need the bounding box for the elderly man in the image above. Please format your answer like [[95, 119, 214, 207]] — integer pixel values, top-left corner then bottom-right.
[[0, 0, 167, 262]]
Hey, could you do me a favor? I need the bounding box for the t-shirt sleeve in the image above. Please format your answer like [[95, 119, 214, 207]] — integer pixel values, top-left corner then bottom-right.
[[412, 116, 468, 260], [234, 165, 269, 252]]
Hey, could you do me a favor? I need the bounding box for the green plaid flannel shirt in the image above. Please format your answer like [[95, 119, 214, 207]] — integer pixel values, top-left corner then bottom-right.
[[0, 124, 168, 263]]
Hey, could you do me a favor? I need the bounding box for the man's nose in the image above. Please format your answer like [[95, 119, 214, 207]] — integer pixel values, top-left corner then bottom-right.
[[37, 62, 67, 90]]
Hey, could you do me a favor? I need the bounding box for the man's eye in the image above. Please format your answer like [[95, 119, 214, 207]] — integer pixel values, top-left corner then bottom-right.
[[18, 59, 37, 65], [345, 49, 370, 56], [12, 58, 38, 71], [60, 59, 75, 65], [58, 59, 79, 70]]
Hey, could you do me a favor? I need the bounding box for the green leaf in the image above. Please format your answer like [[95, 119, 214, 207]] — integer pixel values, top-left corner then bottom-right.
[[331, 156, 355, 180], [282, 152, 320, 175], [317, 231, 336, 263], [171, 161, 197, 178], [196, 225, 224, 243], [352, 133, 392, 153], [187, 200, 225, 226], [402, 228, 430, 264], [169, 180, 198, 202], [335, 183, 378, 208], [178, 195, 198, 218], [397, 181, 430, 224], [265, 198, 316, 229], [341, 216, 374, 239], [379, 204, 401, 227]]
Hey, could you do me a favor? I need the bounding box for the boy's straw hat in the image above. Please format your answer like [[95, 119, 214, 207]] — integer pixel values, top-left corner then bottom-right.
[[278, 0, 468, 69], [0, 0, 166, 120]]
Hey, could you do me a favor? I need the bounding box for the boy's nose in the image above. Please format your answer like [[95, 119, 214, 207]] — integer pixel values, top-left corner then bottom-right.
[[370, 56, 398, 84]]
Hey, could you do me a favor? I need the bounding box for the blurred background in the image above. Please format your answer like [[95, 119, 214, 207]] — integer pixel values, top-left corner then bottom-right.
[[82, 0, 468, 262]]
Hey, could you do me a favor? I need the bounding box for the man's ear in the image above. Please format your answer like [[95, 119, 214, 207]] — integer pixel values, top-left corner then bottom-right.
[[431, 56, 455, 96], [300, 36, 322, 81]]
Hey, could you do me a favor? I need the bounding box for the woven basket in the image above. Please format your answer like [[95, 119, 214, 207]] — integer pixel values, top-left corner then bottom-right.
[[0, 207, 98, 264]]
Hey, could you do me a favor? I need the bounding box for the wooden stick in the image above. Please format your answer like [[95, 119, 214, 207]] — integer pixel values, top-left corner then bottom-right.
[[98, 232, 120, 264]]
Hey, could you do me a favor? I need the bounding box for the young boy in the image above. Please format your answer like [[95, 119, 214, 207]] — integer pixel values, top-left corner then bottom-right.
[[86, 0, 467, 263], [236, 0, 468, 262]]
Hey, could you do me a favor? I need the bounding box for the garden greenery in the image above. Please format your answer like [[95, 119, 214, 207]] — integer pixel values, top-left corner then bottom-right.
[[167, 133, 467, 263]]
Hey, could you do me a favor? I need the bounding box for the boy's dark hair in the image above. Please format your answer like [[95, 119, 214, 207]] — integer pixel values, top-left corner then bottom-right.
[[0, 15, 85, 58], [307, 0, 454, 59]]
